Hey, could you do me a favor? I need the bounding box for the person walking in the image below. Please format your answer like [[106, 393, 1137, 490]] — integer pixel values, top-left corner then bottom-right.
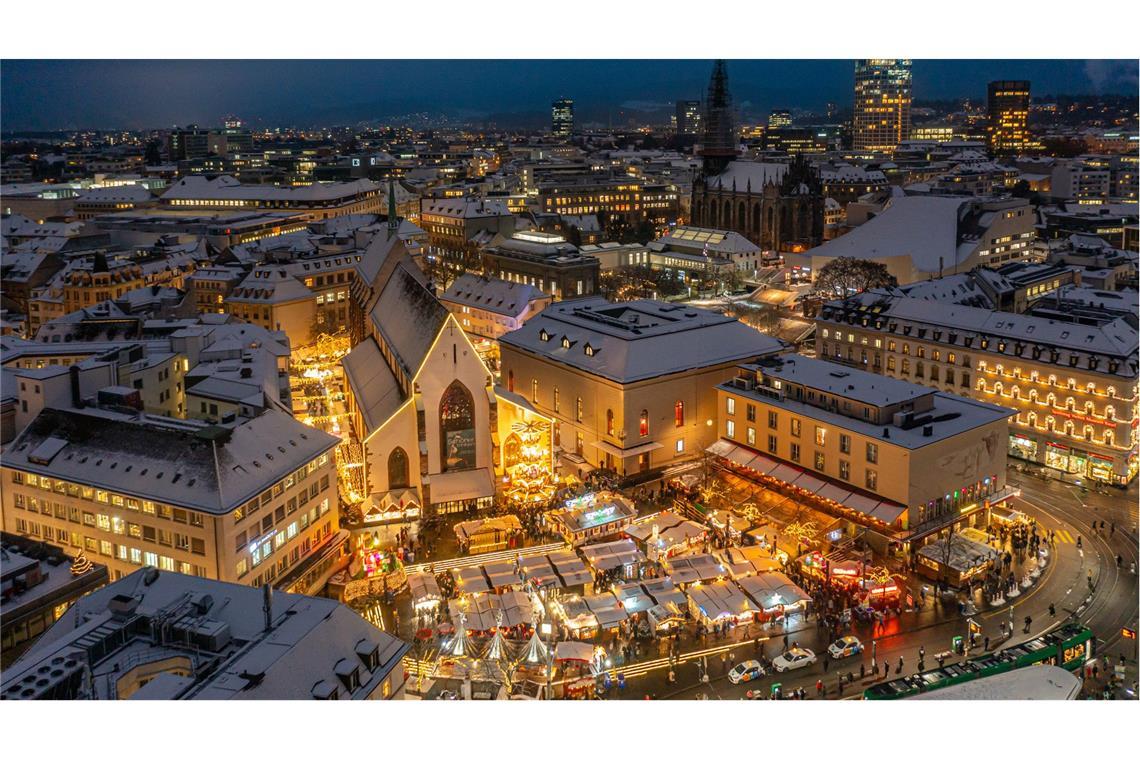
[[816, 679, 823, 697], [1023, 615, 1032, 634], [896, 655, 904, 674], [823, 656, 830, 673]]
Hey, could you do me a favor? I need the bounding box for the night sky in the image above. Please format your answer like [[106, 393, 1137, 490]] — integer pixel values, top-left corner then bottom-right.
[[2, 59, 1136, 131]]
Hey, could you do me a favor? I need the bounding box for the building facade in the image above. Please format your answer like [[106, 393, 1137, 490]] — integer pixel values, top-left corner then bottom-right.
[[815, 291, 1139, 484], [987, 80, 1035, 156], [498, 298, 786, 479], [853, 59, 912, 154], [712, 355, 1012, 550]]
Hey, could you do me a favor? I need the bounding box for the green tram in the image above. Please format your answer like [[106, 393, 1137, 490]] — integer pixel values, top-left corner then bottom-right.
[[863, 623, 1094, 700]]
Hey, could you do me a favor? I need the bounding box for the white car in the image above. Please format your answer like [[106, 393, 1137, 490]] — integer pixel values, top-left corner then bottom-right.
[[772, 647, 817, 673], [827, 636, 863, 660], [727, 659, 766, 685]]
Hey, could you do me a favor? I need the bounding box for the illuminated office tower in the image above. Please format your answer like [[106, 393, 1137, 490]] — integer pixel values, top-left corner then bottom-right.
[[552, 98, 574, 138], [676, 100, 701, 135], [987, 80, 1033, 156], [768, 109, 792, 129], [853, 59, 912, 153]]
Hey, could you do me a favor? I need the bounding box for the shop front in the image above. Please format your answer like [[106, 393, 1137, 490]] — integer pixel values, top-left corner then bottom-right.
[[1008, 432, 1039, 461]]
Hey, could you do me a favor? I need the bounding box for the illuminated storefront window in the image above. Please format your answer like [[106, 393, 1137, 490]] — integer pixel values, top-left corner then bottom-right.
[[1008, 433, 1038, 460]]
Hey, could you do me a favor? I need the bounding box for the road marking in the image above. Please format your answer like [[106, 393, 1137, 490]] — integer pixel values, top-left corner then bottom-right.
[[1054, 529, 1075, 544]]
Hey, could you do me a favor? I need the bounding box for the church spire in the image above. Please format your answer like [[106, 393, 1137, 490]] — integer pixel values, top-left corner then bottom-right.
[[386, 176, 398, 239], [698, 59, 738, 176]]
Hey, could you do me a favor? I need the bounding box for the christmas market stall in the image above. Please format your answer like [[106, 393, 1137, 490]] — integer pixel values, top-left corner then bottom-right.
[[408, 571, 443, 613], [661, 553, 727, 587], [483, 560, 523, 592], [736, 572, 811, 620], [454, 515, 523, 555], [614, 578, 687, 634], [684, 580, 759, 627], [547, 491, 638, 546], [624, 510, 707, 561], [916, 534, 1000, 588], [583, 592, 629, 634], [524, 549, 594, 594], [550, 595, 600, 640], [447, 591, 535, 635], [451, 565, 494, 596], [579, 538, 645, 584], [717, 545, 785, 579]]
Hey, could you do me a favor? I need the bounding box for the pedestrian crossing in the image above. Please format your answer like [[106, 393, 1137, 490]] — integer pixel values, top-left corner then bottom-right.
[[1053, 529, 1077, 545]]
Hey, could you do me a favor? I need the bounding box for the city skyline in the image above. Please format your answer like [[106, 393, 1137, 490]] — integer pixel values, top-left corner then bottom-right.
[[2, 58, 1137, 131]]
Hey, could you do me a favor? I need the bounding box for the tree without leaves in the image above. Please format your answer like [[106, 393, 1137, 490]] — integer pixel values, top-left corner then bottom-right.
[[810, 257, 897, 299]]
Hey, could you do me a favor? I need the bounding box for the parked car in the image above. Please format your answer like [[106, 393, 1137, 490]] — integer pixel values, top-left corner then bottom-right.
[[727, 659, 766, 685], [827, 636, 864, 660], [772, 647, 817, 673]]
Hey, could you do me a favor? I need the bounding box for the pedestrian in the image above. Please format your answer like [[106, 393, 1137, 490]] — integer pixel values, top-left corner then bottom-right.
[[983, 636, 990, 652], [823, 656, 830, 673], [1049, 603, 1056, 617], [816, 679, 823, 696], [883, 661, 889, 678], [896, 655, 904, 674], [860, 662, 865, 679], [1024, 615, 1032, 634]]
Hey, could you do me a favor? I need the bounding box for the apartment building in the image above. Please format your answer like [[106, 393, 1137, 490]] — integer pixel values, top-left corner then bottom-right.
[[1, 405, 342, 594]]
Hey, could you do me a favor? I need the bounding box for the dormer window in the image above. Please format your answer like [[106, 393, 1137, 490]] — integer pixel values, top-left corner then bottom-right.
[[539, 329, 550, 342], [561, 337, 571, 349], [584, 343, 595, 356]]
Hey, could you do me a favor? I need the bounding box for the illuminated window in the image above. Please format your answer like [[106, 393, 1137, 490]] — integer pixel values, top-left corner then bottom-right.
[[815, 426, 827, 446], [674, 401, 684, 427], [639, 410, 649, 437]]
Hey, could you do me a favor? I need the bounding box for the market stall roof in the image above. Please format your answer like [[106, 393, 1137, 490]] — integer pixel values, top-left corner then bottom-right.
[[612, 582, 654, 615], [448, 591, 535, 630], [408, 572, 442, 603], [483, 560, 522, 589], [451, 565, 493, 595], [579, 539, 645, 573], [717, 545, 785, 578], [521, 628, 549, 666], [662, 553, 726, 585], [554, 641, 594, 662], [625, 511, 706, 548], [916, 534, 1000, 574], [994, 505, 1030, 524], [518, 554, 561, 589], [685, 580, 758, 621], [453, 514, 523, 542], [549, 550, 592, 588], [583, 592, 629, 627], [736, 572, 811, 610], [550, 491, 637, 534], [640, 577, 687, 608]]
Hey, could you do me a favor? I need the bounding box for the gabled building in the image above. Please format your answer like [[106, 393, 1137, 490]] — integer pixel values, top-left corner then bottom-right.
[[343, 226, 498, 521]]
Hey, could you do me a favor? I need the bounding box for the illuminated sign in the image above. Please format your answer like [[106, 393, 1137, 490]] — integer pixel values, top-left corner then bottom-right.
[[565, 492, 597, 510], [581, 505, 618, 527], [1123, 627, 1136, 640], [1062, 642, 1088, 665]]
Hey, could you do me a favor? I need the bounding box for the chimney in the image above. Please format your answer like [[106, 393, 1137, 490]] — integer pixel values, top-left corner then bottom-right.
[[882, 427, 890, 439], [262, 584, 273, 632], [69, 364, 83, 409], [922, 425, 933, 437]]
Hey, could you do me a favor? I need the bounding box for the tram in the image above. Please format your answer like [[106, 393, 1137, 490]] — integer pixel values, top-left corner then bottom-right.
[[863, 623, 1094, 700]]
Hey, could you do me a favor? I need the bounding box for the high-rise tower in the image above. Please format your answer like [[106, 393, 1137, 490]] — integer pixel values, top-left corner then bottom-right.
[[987, 80, 1034, 156], [853, 59, 912, 153], [699, 60, 738, 175], [551, 98, 574, 139]]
